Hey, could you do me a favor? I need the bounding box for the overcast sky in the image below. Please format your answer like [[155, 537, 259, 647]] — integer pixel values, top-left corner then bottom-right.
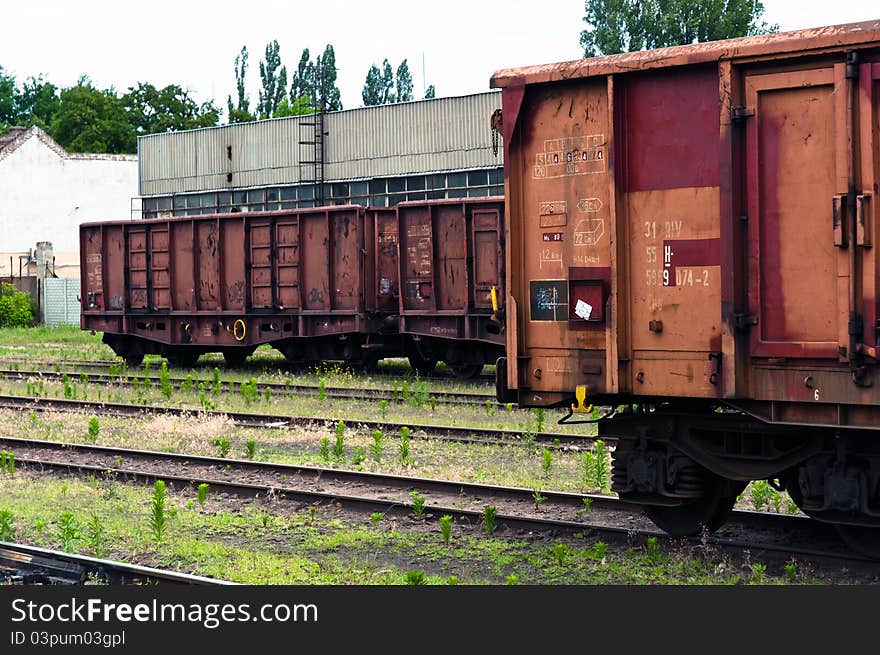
[[1, 1, 878, 114]]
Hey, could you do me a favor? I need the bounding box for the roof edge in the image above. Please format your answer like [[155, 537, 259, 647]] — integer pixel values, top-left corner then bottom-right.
[[491, 18, 880, 88]]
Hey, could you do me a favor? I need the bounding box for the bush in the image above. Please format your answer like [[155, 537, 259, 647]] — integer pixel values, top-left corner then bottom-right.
[[0, 283, 33, 328]]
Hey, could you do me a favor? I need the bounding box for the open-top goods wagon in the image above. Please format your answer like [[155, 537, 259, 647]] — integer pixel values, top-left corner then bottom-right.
[[492, 19, 880, 556], [81, 198, 504, 377]]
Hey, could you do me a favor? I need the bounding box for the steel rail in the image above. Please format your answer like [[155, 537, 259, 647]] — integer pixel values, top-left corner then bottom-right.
[[0, 367, 496, 406], [0, 541, 236, 585], [0, 394, 593, 448], [1, 435, 870, 565]]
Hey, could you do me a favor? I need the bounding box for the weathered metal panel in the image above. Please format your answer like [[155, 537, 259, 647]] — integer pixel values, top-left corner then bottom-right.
[[138, 93, 502, 196], [399, 197, 505, 323], [745, 67, 843, 359], [494, 20, 880, 418], [368, 208, 399, 313], [504, 75, 614, 395], [42, 278, 80, 327]]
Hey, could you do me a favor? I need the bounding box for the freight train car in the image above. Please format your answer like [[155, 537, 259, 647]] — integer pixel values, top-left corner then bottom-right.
[[80, 198, 504, 377], [491, 20, 880, 556]]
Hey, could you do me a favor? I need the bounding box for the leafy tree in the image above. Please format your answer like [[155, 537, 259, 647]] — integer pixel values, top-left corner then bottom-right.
[[49, 78, 136, 153], [16, 75, 60, 129], [289, 45, 342, 113], [227, 46, 255, 123], [0, 66, 17, 128], [123, 82, 218, 135], [290, 48, 314, 107], [273, 95, 313, 117], [361, 59, 396, 106], [362, 63, 384, 106], [580, 0, 777, 57], [395, 59, 413, 103], [257, 40, 288, 119], [319, 44, 342, 111], [423, 84, 436, 100]]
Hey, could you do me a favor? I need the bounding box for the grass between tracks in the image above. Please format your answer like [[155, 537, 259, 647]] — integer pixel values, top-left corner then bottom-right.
[[0, 472, 847, 585]]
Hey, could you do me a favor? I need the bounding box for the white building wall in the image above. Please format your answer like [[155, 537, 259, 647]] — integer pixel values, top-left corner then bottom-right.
[[0, 132, 138, 277]]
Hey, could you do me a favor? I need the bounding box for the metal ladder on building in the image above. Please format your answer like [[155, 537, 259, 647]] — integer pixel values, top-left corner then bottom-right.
[[298, 66, 329, 207]]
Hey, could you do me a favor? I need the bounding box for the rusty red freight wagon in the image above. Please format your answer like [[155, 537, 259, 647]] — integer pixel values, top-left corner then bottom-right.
[[80, 205, 401, 368], [397, 197, 505, 378], [492, 20, 880, 555]]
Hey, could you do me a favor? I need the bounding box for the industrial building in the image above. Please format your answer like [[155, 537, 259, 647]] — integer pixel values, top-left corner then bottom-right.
[[138, 91, 503, 218]]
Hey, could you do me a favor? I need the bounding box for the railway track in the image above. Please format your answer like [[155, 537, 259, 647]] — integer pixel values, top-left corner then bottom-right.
[[1, 435, 872, 568], [0, 541, 234, 585], [0, 393, 590, 449], [0, 357, 496, 384], [0, 367, 497, 407]]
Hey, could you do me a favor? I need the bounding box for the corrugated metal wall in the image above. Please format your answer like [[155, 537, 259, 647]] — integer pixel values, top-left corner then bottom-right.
[[139, 92, 502, 196]]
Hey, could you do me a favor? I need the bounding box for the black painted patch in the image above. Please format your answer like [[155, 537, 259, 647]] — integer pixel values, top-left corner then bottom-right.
[[529, 280, 568, 321]]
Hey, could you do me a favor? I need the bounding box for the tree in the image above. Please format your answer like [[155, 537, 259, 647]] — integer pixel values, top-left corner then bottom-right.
[[318, 44, 342, 111], [273, 95, 313, 117], [290, 48, 314, 106], [49, 79, 136, 153], [257, 40, 287, 119], [290, 45, 342, 113], [423, 84, 436, 100], [227, 46, 255, 123], [580, 0, 777, 57], [0, 66, 17, 128], [361, 58, 397, 106], [395, 59, 413, 103], [16, 75, 60, 129], [123, 82, 219, 135]]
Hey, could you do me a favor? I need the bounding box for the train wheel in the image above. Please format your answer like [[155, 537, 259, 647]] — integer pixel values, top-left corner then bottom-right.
[[644, 475, 743, 537], [123, 352, 144, 367], [835, 525, 880, 559], [449, 363, 483, 380], [408, 354, 437, 376]]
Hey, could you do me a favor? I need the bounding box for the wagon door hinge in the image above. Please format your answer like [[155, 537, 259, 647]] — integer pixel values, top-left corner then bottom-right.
[[708, 352, 722, 386], [845, 50, 860, 79], [734, 312, 757, 331], [730, 106, 754, 123]]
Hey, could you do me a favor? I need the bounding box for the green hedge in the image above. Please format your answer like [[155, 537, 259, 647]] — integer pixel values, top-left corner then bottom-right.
[[0, 282, 34, 328]]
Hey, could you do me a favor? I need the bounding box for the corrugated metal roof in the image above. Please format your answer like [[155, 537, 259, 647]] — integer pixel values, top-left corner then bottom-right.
[[138, 92, 502, 196], [491, 19, 880, 87]]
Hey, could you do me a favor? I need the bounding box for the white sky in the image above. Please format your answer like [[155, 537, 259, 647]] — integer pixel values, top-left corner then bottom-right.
[[0, 1, 878, 114]]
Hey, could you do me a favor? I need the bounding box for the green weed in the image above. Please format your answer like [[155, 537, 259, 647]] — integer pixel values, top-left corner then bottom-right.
[[57, 511, 81, 553], [85, 514, 108, 558], [370, 429, 384, 462], [197, 483, 210, 505], [0, 509, 14, 541], [150, 480, 168, 543], [212, 437, 231, 459], [405, 570, 426, 585], [410, 491, 426, 519], [482, 506, 497, 534], [439, 515, 453, 545], [399, 426, 411, 464], [87, 417, 100, 443], [245, 439, 256, 460]]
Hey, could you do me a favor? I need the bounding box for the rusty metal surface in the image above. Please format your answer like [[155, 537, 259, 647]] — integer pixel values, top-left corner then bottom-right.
[[397, 197, 504, 345], [499, 20, 880, 427], [81, 207, 372, 350], [491, 20, 880, 88]]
